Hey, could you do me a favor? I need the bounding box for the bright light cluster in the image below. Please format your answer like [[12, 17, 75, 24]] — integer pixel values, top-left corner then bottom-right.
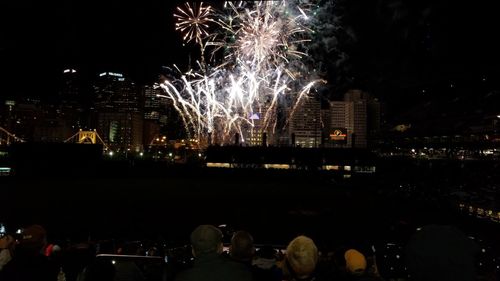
[[161, 1, 327, 146]]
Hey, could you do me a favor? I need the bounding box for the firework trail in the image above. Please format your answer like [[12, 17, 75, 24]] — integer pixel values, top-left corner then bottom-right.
[[174, 2, 215, 68], [161, 1, 327, 146]]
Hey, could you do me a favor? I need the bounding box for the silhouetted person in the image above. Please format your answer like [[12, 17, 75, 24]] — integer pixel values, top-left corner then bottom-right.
[[0, 233, 15, 271], [230, 231, 281, 281], [345, 249, 367, 275], [0, 224, 59, 281], [62, 243, 95, 281], [340, 249, 381, 281], [78, 241, 116, 281], [174, 225, 253, 281], [114, 243, 145, 281], [229, 231, 255, 265], [253, 246, 281, 281], [282, 235, 325, 281]]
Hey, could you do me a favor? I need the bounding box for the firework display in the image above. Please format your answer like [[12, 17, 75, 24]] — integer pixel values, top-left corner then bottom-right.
[[174, 2, 214, 45], [161, 1, 327, 146]]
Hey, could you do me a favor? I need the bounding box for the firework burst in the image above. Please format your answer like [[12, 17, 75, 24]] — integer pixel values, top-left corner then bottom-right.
[[162, 1, 327, 146], [174, 2, 214, 45]]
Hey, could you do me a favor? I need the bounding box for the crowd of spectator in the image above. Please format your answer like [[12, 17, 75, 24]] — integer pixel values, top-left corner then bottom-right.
[[1, 222, 499, 281]]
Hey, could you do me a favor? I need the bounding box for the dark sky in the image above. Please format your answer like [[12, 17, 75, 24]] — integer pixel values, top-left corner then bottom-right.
[[0, 0, 184, 100], [330, 0, 500, 119], [1, 0, 499, 110], [340, 0, 500, 91]]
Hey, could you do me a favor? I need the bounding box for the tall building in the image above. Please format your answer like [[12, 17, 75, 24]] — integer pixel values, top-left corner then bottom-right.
[[367, 97, 382, 146], [93, 72, 143, 151], [242, 105, 272, 146], [97, 112, 143, 152], [143, 120, 161, 147], [33, 116, 73, 143], [345, 89, 382, 147], [58, 68, 85, 130], [59, 69, 80, 106], [142, 84, 161, 121], [326, 89, 380, 148], [289, 97, 321, 148], [142, 84, 164, 146], [94, 72, 140, 113], [1, 100, 16, 130], [329, 100, 351, 148], [8, 98, 43, 142]]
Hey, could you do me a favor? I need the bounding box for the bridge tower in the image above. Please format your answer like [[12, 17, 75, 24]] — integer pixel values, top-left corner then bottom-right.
[[64, 129, 109, 150]]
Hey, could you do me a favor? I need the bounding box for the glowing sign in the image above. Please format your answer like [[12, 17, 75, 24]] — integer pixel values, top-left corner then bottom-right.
[[329, 128, 347, 142], [108, 72, 123, 77], [323, 165, 340, 171], [99, 72, 123, 77]]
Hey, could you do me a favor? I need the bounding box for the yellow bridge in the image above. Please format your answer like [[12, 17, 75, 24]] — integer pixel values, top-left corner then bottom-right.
[[0, 127, 24, 145], [64, 129, 109, 150]]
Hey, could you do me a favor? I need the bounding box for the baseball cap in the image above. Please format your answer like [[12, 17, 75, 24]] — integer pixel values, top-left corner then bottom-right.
[[20, 224, 47, 250], [344, 249, 367, 275]]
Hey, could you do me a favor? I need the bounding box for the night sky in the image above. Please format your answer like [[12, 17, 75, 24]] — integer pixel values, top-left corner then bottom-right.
[[1, 0, 499, 116]]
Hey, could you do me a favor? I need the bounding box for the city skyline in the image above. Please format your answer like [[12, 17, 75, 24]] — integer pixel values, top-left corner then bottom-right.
[[0, 0, 498, 110], [0, 68, 380, 149]]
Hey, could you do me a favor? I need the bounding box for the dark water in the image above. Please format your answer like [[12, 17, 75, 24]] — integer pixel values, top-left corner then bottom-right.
[[1, 159, 499, 251]]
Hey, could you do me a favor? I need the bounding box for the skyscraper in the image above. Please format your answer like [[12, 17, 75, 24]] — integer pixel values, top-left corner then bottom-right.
[[8, 98, 42, 142], [242, 105, 271, 146], [142, 84, 161, 121], [142, 84, 163, 146], [329, 100, 350, 147], [289, 97, 321, 148], [326, 89, 380, 148], [94, 72, 140, 113], [59, 68, 84, 130], [1, 100, 15, 131], [59, 69, 80, 106], [93, 72, 143, 152], [97, 112, 143, 152]]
